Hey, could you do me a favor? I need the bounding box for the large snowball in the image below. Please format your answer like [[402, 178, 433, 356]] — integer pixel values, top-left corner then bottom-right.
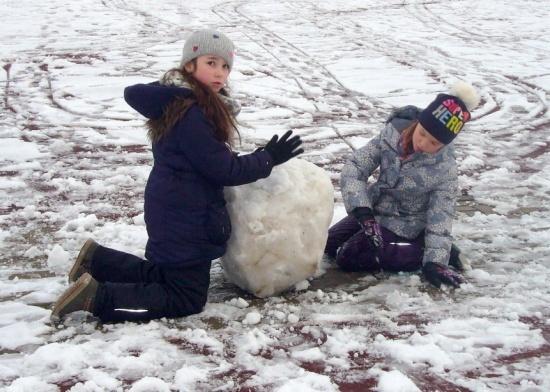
[[222, 158, 334, 298]]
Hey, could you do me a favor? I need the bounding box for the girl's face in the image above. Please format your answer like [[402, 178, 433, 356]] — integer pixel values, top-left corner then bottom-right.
[[185, 55, 230, 93], [412, 123, 444, 154]]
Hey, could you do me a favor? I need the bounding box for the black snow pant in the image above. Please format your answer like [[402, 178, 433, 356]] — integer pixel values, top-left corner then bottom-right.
[[90, 244, 211, 323]]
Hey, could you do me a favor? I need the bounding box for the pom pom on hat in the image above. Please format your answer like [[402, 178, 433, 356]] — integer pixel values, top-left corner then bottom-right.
[[449, 81, 480, 111], [418, 81, 478, 145]]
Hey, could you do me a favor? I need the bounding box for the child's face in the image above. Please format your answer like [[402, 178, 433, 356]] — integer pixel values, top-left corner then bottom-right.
[[185, 55, 230, 93], [412, 123, 444, 154]]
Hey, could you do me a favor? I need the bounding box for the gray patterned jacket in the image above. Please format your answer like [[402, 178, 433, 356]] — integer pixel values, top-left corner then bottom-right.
[[341, 110, 458, 266]]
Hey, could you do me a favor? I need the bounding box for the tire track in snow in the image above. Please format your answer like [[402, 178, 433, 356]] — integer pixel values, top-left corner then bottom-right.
[[405, 0, 550, 183], [275, 2, 548, 217], [406, 1, 549, 130], [9, 0, 190, 128], [302, 0, 549, 134], [0, 2, 164, 261], [212, 0, 388, 155], [411, 1, 550, 55], [301, 1, 549, 162]]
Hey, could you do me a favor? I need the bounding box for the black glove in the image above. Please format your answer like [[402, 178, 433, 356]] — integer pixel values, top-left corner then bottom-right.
[[422, 262, 464, 288], [264, 130, 303, 166], [352, 207, 383, 248]]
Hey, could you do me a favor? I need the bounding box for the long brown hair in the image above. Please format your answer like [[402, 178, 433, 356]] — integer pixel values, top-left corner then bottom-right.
[[146, 59, 239, 145], [400, 120, 417, 159]]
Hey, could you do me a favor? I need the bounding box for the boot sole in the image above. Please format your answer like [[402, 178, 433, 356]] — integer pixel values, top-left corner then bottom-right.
[[68, 239, 96, 283], [51, 273, 93, 321]]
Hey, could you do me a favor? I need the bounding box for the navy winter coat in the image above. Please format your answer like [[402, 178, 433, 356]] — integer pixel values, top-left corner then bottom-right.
[[124, 82, 274, 265]]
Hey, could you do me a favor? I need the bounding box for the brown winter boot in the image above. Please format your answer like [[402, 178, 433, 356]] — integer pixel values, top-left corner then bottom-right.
[[51, 273, 98, 322], [68, 238, 98, 283]]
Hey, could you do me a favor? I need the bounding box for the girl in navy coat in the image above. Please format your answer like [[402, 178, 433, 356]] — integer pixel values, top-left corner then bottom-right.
[[51, 29, 303, 322]]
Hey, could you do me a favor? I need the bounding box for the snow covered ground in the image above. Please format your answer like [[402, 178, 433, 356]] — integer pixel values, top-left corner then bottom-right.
[[1, 0, 549, 390]]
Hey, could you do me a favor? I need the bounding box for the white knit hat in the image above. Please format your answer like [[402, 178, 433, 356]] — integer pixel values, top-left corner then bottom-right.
[[180, 29, 235, 69]]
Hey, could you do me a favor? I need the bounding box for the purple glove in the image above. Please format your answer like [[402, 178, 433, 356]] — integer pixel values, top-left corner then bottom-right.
[[351, 207, 383, 248], [422, 262, 464, 288], [361, 217, 383, 248]]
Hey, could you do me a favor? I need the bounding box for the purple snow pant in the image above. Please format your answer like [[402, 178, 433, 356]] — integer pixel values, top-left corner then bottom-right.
[[325, 215, 424, 272]]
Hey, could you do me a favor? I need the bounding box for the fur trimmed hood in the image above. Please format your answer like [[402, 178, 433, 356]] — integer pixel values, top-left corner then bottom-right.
[[161, 69, 241, 117], [124, 76, 241, 120]]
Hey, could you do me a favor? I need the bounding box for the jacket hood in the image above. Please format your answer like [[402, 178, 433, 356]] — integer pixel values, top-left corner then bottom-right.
[[124, 82, 194, 119], [387, 105, 421, 131]]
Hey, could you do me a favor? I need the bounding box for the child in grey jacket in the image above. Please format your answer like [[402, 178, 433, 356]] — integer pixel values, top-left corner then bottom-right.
[[325, 82, 479, 288]]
